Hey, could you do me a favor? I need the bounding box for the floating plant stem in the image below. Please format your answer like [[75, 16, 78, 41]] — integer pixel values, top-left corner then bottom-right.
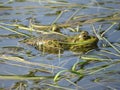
[[92, 24, 102, 40], [66, 8, 81, 23], [0, 25, 29, 37], [0, 23, 48, 34], [101, 49, 120, 57], [0, 55, 66, 69], [0, 75, 53, 80], [103, 37, 120, 54], [54, 70, 68, 82], [81, 55, 111, 61], [101, 22, 117, 37], [88, 60, 120, 75], [65, 79, 84, 90], [52, 10, 67, 25], [0, 23, 68, 37], [87, 64, 110, 75], [45, 83, 74, 90]]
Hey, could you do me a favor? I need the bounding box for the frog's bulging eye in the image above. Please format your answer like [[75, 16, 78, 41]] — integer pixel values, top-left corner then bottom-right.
[[83, 34, 88, 38], [78, 31, 89, 40]]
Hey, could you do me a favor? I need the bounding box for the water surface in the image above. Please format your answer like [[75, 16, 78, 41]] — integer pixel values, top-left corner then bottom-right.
[[0, 0, 120, 90]]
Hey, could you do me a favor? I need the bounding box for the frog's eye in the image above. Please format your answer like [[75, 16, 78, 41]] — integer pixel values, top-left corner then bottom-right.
[[79, 34, 88, 40], [83, 34, 87, 37], [83, 34, 88, 39]]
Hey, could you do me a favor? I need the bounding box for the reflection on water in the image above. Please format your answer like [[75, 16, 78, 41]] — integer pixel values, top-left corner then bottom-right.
[[0, 0, 120, 90]]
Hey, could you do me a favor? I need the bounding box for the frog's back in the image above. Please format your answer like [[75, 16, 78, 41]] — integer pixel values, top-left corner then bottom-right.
[[21, 33, 67, 45]]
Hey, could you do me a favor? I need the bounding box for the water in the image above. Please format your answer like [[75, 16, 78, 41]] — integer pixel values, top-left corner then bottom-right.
[[0, 0, 120, 90]]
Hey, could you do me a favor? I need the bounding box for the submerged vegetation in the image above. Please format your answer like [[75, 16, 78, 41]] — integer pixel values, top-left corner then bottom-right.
[[0, 0, 120, 90]]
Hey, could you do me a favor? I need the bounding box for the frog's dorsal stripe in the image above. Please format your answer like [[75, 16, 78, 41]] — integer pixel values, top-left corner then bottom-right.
[[59, 36, 98, 45]]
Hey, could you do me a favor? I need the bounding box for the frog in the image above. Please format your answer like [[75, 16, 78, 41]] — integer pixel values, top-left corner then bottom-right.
[[21, 31, 98, 54]]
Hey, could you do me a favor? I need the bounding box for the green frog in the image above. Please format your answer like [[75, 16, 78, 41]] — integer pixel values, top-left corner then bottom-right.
[[21, 31, 98, 53]]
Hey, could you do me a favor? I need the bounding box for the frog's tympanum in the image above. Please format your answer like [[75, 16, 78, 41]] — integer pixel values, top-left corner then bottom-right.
[[21, 31, 98, 54]]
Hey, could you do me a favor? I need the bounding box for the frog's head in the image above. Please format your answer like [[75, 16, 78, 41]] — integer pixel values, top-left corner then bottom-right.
[[70, 31, 98, 53], [78, 31, 89, 40]]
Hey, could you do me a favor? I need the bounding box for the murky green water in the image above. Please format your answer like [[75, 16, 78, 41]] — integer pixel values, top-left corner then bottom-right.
[[0, 0, 120, 90]]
